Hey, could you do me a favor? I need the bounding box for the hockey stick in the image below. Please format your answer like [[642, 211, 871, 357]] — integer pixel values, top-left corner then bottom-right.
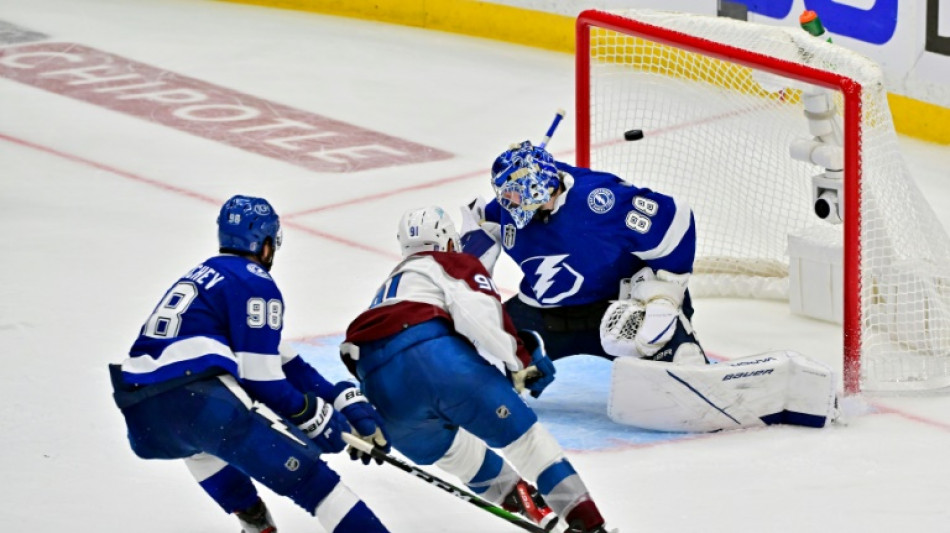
[[538, 109, 566, 149], [341, 433, 549, 533]]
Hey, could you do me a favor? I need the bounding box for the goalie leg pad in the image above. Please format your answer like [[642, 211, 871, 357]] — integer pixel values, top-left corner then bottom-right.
[[608, 351, 836, 432], [762, 352, 837, 428]]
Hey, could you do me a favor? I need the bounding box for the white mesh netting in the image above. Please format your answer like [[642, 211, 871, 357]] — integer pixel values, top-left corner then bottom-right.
[[580, 9, 950, 392]]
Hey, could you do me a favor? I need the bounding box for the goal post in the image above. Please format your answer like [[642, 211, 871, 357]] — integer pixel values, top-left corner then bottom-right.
[[575, 9, 950, 394]]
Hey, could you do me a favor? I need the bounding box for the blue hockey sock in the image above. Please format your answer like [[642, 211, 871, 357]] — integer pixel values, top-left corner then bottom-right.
[[333, 501, 389, 533], [198, 465, 259, 513]]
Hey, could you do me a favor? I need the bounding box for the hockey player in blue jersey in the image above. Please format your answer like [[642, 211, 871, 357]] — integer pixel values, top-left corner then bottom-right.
[[461, 139, 839, 434], [340, 206, 615, 533], [109, 195, 390, 533], [461, 140, 708, 365]]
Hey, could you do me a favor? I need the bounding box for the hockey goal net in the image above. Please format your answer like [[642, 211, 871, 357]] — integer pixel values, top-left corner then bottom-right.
[[576, 9, 950, 394]]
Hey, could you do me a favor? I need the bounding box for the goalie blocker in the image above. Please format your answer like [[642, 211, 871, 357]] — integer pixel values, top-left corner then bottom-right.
[[608, 350, 838, 432]]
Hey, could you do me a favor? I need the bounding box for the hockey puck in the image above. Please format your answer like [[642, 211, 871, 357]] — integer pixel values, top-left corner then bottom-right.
[[624, 129, 644, 141]]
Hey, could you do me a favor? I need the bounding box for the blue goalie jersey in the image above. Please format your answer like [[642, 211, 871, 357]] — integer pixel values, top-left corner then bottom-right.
[[485, 162, 697, 307], [121, 254, 295, 411]]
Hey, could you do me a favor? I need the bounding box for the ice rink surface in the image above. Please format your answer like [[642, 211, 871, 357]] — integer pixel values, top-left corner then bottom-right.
[[2, 0, 949, 531]]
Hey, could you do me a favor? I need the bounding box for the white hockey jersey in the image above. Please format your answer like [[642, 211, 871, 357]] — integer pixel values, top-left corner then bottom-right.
[[345, 251, 532, 374]]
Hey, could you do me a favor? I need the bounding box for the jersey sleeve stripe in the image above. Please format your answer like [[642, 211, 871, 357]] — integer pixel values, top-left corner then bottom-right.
[[634, 196, 693, 261], [122, 336, 235, 375], [238, 351, 284, 381]]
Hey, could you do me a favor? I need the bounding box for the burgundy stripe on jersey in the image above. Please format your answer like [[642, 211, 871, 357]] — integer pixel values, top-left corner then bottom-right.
[[346, 301, 450, 344]]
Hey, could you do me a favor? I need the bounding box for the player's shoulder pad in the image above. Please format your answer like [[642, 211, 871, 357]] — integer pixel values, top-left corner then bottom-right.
[[557, 162, 628, 190], [412, 251, 491, 283], [207, 254, 280, 295]]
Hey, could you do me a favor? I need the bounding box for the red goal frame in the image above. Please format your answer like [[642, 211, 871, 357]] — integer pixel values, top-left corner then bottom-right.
[[575, 9, 865, 393]]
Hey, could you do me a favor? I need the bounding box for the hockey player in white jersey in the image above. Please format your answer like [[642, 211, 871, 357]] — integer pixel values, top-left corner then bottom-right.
[[341, 206, 615, 533]]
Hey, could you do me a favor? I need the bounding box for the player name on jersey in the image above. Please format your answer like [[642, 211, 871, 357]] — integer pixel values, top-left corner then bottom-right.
[[183, 264, 226, 289]]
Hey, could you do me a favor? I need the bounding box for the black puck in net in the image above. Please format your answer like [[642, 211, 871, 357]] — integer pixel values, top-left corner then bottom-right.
[[624, 129, 644, 141]]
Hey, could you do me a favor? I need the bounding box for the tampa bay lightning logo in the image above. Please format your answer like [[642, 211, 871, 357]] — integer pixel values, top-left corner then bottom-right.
[[253, 204, 272, 215], [246, 263, 272, 279], [521, 255, 584, 305], [587, 188, 615, 214]]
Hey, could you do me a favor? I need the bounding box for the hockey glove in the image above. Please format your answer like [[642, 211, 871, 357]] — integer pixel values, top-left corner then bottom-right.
[[630, 269, 690, 358], [289, 393, 348, 454], [459, 196, 502, 273], [512, 330, 556, 398], [331, 382, 390, 465]]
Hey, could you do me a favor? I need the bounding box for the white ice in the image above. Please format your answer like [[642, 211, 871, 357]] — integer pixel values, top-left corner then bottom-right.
[[2, 0, 950, 531]]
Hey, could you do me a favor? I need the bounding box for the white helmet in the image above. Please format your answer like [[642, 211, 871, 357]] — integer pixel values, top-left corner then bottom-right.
[[397, 206, 461, 257]]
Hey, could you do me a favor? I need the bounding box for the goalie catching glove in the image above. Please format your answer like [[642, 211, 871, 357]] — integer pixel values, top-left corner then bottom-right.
[[509, 330, 556, 398], [331, 381, 390, 465], [601, 267, 697, 361]]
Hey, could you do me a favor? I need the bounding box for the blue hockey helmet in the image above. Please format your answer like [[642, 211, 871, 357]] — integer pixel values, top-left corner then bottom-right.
[[217, 195, 282, 255], [491, 141, 560, 229]]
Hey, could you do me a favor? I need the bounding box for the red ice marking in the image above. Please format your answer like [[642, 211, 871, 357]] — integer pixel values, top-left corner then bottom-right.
[[866, 401, 950, 433], [283, 168, 486, 219], [0, 132, 221, 205], [0, 43, 452, 173], [0, 132, 401, 260]]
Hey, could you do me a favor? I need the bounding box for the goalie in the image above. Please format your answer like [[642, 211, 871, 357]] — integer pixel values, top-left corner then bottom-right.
[[461, 140, 837, 432], [461, 140, 706, 365]]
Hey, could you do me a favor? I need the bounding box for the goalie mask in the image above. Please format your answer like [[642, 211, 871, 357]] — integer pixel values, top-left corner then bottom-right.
[[397, 206, 461, 257], [491, 141, 561, 229]]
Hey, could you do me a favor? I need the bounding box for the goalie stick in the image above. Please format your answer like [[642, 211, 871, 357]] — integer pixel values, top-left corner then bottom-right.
[[341, 433, 551, 533], [538, 109, 566, 149]]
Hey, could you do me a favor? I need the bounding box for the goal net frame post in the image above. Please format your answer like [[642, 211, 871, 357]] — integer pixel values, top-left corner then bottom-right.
[[575, 9, 864, 394]]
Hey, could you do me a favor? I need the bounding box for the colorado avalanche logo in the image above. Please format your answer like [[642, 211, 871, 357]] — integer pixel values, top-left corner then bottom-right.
[[521, 255, 584, 305], [587, 188, 615, 214]]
